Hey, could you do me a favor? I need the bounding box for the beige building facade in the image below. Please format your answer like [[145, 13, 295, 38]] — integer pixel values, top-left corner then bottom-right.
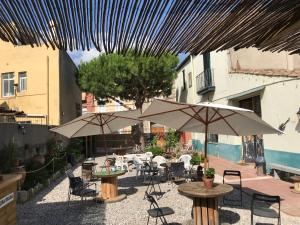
[[0, 41, 81, 125], [175, 48, 300, 168]]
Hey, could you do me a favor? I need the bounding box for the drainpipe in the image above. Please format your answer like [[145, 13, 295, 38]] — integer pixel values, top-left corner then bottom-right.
[[190, 55, 196, 103], [47, 56, 50, 125]]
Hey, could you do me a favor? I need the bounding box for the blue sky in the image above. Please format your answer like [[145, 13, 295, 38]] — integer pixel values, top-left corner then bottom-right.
[[68, 49, 188, 66]]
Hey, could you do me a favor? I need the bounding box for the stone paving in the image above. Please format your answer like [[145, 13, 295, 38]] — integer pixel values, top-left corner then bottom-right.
[[17, 156, 300, 225], [209, 156, 300, 217]]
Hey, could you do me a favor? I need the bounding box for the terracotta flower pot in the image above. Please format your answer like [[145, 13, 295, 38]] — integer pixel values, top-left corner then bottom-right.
[[203, 177, 214, 189]]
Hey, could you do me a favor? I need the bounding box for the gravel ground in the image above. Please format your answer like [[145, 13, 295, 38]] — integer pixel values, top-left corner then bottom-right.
[[17, 157, 300, 225]]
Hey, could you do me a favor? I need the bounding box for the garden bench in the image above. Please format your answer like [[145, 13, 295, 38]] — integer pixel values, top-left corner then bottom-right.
[[268, 163, 300, 180]]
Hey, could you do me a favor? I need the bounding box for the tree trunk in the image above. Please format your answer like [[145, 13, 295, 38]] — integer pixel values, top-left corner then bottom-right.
[[135, 102, 145, 151]]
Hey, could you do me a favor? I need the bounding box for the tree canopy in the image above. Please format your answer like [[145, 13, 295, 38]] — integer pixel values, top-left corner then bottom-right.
[[77, 51, 179, 108]]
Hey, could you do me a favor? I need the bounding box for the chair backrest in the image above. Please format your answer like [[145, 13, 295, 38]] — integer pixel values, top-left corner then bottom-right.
[[152, 156, 166, 166], [145, 191, 160, 209], [170, 162, 185, 177], [223, 170, 241, 184], [179, 155, 192, 169], [145, 151, 153, 156], [133, 157, 143, 169], [252, 193, 280, 204]]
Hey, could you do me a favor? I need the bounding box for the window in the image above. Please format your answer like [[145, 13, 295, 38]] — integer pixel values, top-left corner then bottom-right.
[[18, 72, 27, 92], [203, 52, 211, 71], [188, 72, 192, 88], [182, 69, 186, 90], [2, 73, 14, 97], [208, 134, 218, 143]]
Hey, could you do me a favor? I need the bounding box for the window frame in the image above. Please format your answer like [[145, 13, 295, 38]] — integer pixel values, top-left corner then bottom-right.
[[18, 72, 27, 92], [182, 69, 186, 90], [2, 72, 15, 97], [188, 72, 192, 88]]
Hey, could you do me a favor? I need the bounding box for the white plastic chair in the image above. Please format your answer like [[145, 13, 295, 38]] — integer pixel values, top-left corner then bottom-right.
[[152, 156, 166, 176], [145, 152, 153, 161], [133, 157, 146, 180], [179, 154, 192, 171], [115, 155, 128, 171]]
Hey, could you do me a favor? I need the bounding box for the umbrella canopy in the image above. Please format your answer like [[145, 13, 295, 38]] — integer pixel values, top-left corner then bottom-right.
[[140, 99, 281, 158], [50, 110, 142, 138]]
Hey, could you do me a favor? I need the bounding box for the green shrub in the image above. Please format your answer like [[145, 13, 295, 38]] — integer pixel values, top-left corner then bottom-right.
[[0, 140, 20, 173], [190, 153, 201, 165], [65, 138, 84, 159], [145, 146, 164, 156], [22, 161, 50, 190], [165, 129, 180, 151], [204, 168, 215, 178]]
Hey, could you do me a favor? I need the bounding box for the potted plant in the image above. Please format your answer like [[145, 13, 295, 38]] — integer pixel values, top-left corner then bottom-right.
[[203, 168, 215, 189]]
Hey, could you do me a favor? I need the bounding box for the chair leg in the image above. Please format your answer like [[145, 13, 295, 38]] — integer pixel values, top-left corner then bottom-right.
[[147, 215, 150, 225], [251, 213, 253, 225], [278, 217, 281, 225], [68, 192, 71, 206], [155, 217, 158, 225]]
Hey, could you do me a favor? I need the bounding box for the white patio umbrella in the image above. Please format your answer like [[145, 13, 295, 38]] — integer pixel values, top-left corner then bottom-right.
[[50, 110, 142, 154], [140, 98, 281, 159]]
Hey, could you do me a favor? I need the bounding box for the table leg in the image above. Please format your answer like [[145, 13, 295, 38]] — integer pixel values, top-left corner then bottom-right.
[[96, 177, 126, 203], [193, 198, 219, 225]]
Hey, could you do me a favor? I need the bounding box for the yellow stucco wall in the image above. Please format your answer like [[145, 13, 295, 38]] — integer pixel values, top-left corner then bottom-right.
[[0, 41, 80, 125]]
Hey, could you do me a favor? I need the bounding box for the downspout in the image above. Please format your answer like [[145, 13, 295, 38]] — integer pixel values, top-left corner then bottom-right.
[[47, 56, 50, 125]]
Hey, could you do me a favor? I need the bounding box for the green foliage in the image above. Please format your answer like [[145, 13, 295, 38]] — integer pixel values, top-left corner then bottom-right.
[[145, 146, 164, 156], [150, 135, 158, 146], [164, 129, 180, 150], [190, 153, 201, 165], [76, 51, 179, 108], [204, 168, 215, 179], [22, 161, 50, 190], [65, 139, 84, 159], [0, 140, 20, 173]]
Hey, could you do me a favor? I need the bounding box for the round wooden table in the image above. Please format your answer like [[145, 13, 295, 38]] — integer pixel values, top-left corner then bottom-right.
[[291, 176, 300, 194], [92, 170, 126, 203], [178, 182, 233, 225]]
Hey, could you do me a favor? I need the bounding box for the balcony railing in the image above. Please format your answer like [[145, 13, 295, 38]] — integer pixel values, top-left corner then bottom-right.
[[196, 68, 215, 95]]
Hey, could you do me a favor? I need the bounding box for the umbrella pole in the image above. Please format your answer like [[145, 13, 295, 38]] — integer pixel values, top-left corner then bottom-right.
[[204, 108, 209, 169], [85, 136, 88, 158], [99, 115, 108, 156]]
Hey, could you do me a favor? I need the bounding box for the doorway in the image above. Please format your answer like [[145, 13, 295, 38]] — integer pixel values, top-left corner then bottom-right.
[[239, 96, 264, 163]]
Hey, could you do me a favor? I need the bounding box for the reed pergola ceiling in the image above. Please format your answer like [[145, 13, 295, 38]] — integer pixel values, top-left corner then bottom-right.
[[1, 0, 300, 55]]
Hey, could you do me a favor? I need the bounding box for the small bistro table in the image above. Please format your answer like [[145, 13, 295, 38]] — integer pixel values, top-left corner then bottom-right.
[[291, 176, 300, 194], [178, 182, 233, 225], [92, 170, 126, 203]]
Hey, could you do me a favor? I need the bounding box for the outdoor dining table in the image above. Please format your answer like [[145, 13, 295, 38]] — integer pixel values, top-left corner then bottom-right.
[[92, 170, 126, 203], [178, 182, 233, 225]]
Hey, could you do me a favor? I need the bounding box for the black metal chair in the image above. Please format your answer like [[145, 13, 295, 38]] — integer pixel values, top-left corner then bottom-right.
[[144, 165, 163, 199], [223, 170, 242, 206], [66, 170, 97, 205], [251, 193, 281, 225], [169, 162, 187, 186], [145, 191, 175, 225]]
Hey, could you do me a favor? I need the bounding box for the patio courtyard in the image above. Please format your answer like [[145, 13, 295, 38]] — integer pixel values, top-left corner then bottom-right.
[[17, 156, 300, 225]]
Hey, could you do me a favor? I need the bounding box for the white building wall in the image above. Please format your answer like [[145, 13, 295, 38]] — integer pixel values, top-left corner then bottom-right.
[[174, 48, 300, 155]]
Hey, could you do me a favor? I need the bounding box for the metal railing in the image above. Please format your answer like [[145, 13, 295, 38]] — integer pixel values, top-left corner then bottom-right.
[[196, 68, 215, 94]]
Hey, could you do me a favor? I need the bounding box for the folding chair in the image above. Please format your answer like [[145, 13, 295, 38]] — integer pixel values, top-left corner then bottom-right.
[[223, 170, 242, 206], [145, 192, 175, 225], [66, 170, 97, 206], [144, 166, 163, 199], [251, 193, 281, 225]]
